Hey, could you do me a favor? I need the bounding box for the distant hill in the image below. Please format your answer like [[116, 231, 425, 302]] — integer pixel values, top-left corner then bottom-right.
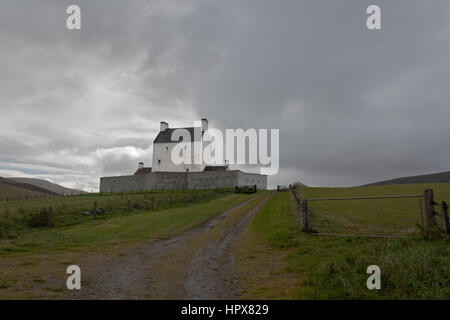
[[364, 171, 450, 186], [0, 177, 58, 201], [9, 177, 83, 196]]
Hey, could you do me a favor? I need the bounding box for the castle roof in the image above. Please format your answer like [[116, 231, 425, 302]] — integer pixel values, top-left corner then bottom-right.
[[154, 127, 204, 144], [203, 166, 228, 171], [134, 167, 152, 175]]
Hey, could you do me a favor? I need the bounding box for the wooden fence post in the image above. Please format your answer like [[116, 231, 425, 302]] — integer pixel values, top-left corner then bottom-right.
[[93, 202, 97, 220], [441, 201, 449, 234], [300, 199, 309, 232], [424, 189, 437, 229], [127, 199, 131, 214], [48, 206, 53, 228]]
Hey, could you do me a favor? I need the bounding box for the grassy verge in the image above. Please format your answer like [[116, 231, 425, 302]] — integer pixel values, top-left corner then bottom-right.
[[0, 189, 236, 239], [0, 192, 256, 256], [235, 191, 450, 299]]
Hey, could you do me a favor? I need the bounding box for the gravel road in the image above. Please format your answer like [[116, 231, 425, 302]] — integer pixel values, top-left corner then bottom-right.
[[67, 192, 273, 299]]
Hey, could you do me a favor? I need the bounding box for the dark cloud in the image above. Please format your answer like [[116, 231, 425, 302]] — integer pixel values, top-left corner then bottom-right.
[[1, 0, 450, 189]]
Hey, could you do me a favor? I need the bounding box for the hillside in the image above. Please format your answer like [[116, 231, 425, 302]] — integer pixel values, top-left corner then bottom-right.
[[364, 170, 450, 186], [0, 177, 58, 201], [9, 177, 83, 195]]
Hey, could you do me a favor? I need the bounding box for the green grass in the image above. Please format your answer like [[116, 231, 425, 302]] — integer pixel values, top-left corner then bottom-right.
[[0, 189, 236, 239], [302, 183, 450, 236], [0, 183, 50, 202], [0, 192, 256, 256], [238, 188, 449, 299], [303, 183, 450, 200]]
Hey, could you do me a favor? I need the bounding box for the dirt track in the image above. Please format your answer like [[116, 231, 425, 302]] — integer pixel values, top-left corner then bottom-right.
[[67, 192, 273, 299]]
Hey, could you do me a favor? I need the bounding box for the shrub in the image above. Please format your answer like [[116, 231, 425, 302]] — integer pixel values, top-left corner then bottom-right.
[[25, 207, 49, 228]]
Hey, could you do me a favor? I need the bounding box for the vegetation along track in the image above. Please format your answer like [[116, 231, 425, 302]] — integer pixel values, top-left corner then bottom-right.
[[67, 191, 273, 299]]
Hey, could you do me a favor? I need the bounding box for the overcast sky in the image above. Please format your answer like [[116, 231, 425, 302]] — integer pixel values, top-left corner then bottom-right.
[[1, 0, 450, 190]]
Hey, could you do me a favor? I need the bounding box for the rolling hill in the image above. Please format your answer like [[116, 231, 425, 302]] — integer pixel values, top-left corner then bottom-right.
[[364, 170, 450, 186], [9, 177, 83, 195], [0, 177, 58, 201]]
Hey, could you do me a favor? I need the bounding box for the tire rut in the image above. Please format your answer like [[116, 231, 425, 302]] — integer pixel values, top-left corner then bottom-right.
[[182, 192, 273, 299], [69, 193, 267, 299]]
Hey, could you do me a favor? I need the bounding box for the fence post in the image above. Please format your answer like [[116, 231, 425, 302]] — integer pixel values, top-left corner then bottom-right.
[[48, 206, 53, 228], [151, 197, 154, 211], [441, 201, 449, 234], [424, 189, 437, 229], [300, 199, 309, 232], [127, 199, 131, 214], [93, 202, 97, 220]]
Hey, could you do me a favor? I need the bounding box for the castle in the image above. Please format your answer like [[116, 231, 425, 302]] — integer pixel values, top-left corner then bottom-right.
[[99, 119, 267, 192]]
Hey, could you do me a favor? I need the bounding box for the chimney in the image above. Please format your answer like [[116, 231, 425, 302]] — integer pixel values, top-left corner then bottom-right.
[[160, 121, 168, 131], [138, 162, 144, 169], [201, 118, 208, 131]]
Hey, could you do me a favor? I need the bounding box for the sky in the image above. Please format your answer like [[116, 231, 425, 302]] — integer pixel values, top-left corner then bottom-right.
[[1, 0, 450, 190]]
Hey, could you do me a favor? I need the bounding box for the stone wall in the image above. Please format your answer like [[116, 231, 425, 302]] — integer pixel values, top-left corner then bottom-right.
[[187, 171, 240, 189], [149, 172, 188, 190], [99, 174, 149, 193], [99, 170, 267, 192], [237, 171, 267, 189]]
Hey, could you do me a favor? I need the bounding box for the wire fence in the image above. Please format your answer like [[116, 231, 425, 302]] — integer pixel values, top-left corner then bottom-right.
[[291, 187, 449, 238], [306, 195, 423, 237], [0, 188, 237, 239]]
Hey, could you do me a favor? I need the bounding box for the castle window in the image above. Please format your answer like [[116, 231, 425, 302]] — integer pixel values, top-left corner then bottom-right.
[[158, 160, 161, 164], [186, 168, 189, 172]]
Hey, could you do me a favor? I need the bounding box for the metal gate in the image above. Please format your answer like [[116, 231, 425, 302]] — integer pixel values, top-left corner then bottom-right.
[[300, 194, 425, 238]]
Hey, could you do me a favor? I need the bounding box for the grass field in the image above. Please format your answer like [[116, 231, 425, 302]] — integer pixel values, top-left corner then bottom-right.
[[0, 190, 256, 256], [1, 183, 448, 299], [0, 182, 51, 202], [0, 189, 237, 240], [302, 183, 450, 236], [235, 185, 450, 299]]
